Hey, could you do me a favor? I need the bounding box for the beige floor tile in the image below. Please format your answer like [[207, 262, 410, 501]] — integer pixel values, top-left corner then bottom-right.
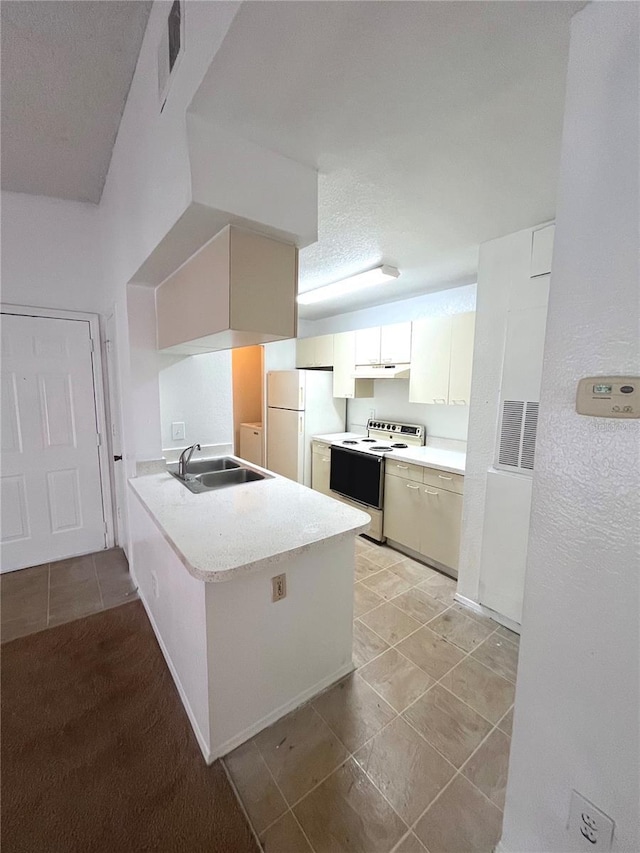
[[415, 774, 503, 853], [49, 554, 96, 587], [254, 705, 347, 805], [497, 706, 514, 737], [440, 658, 515, 724], [395, 832, 429, 853], [389, 557, 440, 586], [260, 811, 313, 853], [48, 577, 102, 626], [462, 727, 511, 809], [416, 572, 456, 605], [353, 582, 384, 618], [355, 553, 384, 582], [225, 740, 287, 833], [471, 633, 519, 683], [1, 565, 48, 624], [293, 757, 407, 853], [450, 602, 496, 628], [365, 546, 405, 570], [354, 717, 455, 824], [359, 648, 433, 713], [362, 569, 413, 600], [496, 625, 520, 648], [427, 608, 496, 652], [352, 620, 390, 668], [403, 685, 492, 768], [360, 602, 421, 645], [391, 587, 448, 625], [93, 547, 128, 574], [312, 673, 396, 753], [1, 614, 48, 644], [396, 627, 465, 680]]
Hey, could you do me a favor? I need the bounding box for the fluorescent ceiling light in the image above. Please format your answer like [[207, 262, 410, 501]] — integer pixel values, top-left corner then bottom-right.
[[297, 265, 400, 306]]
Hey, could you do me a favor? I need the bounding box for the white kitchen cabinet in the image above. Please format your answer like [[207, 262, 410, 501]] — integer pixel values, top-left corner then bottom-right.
[[157, 226, 297, 354], [409, 316, 452, 404], [420, 486, 463, 571], [448, 312, 476, 405], [384, 465, 464, 571], [333, 332, 374, 399], [296, 335, 334, 368], [355, 327, 381, 365], [409, 312, 475, 405], [383, 474, 422, 552], [311, 443, 332, 496], [530, 224, 555, 277], [380, 322, 412, 364], [239, 423, 263, 466]]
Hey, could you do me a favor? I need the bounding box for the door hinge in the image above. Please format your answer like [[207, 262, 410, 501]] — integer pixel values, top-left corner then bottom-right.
[[90, 337, 96, 353], [96, 433, 102, 447]]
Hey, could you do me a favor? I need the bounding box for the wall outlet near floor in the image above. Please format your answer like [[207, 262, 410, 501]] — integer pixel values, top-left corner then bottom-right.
[[151, 571, 159, 599], [171, 421, 185, 441], [271, 574, 286, 602], [567, 791, 614, 851]]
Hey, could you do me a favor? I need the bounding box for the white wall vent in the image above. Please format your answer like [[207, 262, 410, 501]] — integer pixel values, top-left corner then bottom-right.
[[158, 0, 184, 111], [497, 400, 539, 472]]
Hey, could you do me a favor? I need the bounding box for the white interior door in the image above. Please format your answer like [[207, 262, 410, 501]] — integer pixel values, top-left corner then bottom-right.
[[266, 407, 304, 482], [1, 313, 107, 572]]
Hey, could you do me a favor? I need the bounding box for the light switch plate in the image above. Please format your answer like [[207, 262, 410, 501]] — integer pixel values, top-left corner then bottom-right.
[[171, 421, 186, 440]]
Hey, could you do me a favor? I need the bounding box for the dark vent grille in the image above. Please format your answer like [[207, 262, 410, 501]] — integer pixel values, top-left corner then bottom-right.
[[498, 401, 524, 468], [521, 403, 539, 470]]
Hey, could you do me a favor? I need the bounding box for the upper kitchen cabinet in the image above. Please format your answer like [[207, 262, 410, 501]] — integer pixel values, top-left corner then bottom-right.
[[530, 224, 555, 277], [409, 311, 476, 405], [296, 335, 334, 368], [156, 226, 298, 354], [355, 322, 412, 365], [333, 332, 374, 399]]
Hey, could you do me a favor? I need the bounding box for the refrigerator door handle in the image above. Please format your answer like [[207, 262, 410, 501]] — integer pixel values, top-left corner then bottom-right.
[[299, 387, 304, 409], [299, 415, 304, 434]]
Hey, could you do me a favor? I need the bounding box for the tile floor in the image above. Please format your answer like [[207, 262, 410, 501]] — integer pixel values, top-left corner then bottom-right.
[[1, 548, 138, 644], [225, 537, 520, 853]]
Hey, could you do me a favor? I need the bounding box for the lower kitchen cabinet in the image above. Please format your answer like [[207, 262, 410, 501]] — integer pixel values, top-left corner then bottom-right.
[[311, 443, 332, 496], [383, 467, 464, 571]]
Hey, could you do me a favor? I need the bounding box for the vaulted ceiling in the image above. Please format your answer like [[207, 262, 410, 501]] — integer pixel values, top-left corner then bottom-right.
[[1, 1, 151, 203]]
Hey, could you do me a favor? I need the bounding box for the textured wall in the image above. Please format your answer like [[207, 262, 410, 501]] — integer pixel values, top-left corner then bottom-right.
[[501, 4, 639, 851]]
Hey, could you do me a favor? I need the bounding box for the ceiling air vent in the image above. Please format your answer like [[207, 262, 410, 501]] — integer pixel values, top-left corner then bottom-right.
[[158, 0, 184, 111], [497, 400, 539, 473]]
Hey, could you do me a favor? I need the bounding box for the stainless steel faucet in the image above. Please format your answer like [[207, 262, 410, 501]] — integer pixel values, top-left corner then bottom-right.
[[178, 443, 201, 478]]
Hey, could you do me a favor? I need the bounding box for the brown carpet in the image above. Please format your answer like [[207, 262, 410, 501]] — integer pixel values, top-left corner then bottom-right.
[[1, 600, 258, 853]]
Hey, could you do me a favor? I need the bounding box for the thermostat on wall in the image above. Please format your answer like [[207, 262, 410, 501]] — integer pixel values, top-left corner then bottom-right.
[[576, 376, 639, 418]]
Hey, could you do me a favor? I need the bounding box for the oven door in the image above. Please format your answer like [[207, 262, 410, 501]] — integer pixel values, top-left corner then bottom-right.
[[330, 447, 384, 510]]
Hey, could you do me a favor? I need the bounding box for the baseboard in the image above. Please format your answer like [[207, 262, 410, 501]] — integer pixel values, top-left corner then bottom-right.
[[134, 580, 212, 764], [209, 660, 355, 762], [454, 593, 521, 635]]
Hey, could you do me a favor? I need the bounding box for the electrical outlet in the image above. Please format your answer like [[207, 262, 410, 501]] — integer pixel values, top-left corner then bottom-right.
[[369, 408, 376, 420], [271, 574, 286, 602], [151, 571, 159, 599], [171, 421, 185, 441], [568, 791, 614, 851]]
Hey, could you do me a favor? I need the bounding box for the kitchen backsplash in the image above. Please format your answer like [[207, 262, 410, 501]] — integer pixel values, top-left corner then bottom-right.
[[347, 379, 469, 441]]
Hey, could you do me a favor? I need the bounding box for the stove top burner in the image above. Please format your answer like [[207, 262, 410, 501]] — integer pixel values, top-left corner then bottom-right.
[[391, 443, 408, 448], [342, 439, 359, 445], [370, 445, 393, 452], [360, 438, 376, 443]]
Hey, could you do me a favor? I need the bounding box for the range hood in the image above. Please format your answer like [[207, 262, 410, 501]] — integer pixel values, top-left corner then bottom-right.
[[353, 364, 411, 380]]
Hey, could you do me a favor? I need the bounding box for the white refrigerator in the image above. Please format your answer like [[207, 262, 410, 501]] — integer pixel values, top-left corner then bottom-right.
[[267, 370, 346, 486]]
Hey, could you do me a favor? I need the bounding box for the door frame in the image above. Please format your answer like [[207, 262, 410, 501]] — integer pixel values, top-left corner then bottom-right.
[[1, 303, 116, 550]]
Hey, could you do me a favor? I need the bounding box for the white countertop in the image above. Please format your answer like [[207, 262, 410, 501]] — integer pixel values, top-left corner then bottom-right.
[[312, 433, 466, 475], [128, 458, 370, 583]]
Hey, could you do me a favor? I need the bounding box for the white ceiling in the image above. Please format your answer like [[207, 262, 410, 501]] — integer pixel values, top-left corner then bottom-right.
[[1, 1, 151, 204], [191, 1, 584, 318]]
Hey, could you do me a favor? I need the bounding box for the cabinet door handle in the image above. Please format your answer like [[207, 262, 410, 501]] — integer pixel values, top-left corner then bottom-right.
[[406, 483, 420, 490], [434, 398, 447, 404], [438, 475, 453, 480], [425, 489, 439, 495], [396, 464, 409, 470], [452, 399, 467, 405], [322, 458, 330, 463]]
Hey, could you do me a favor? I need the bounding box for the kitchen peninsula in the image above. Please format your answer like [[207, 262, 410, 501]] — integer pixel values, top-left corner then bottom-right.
[[128, 459, 370, 763]]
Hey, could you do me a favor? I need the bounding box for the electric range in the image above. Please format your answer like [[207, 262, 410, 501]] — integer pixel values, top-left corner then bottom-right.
[[329, 419, 425, 542]]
